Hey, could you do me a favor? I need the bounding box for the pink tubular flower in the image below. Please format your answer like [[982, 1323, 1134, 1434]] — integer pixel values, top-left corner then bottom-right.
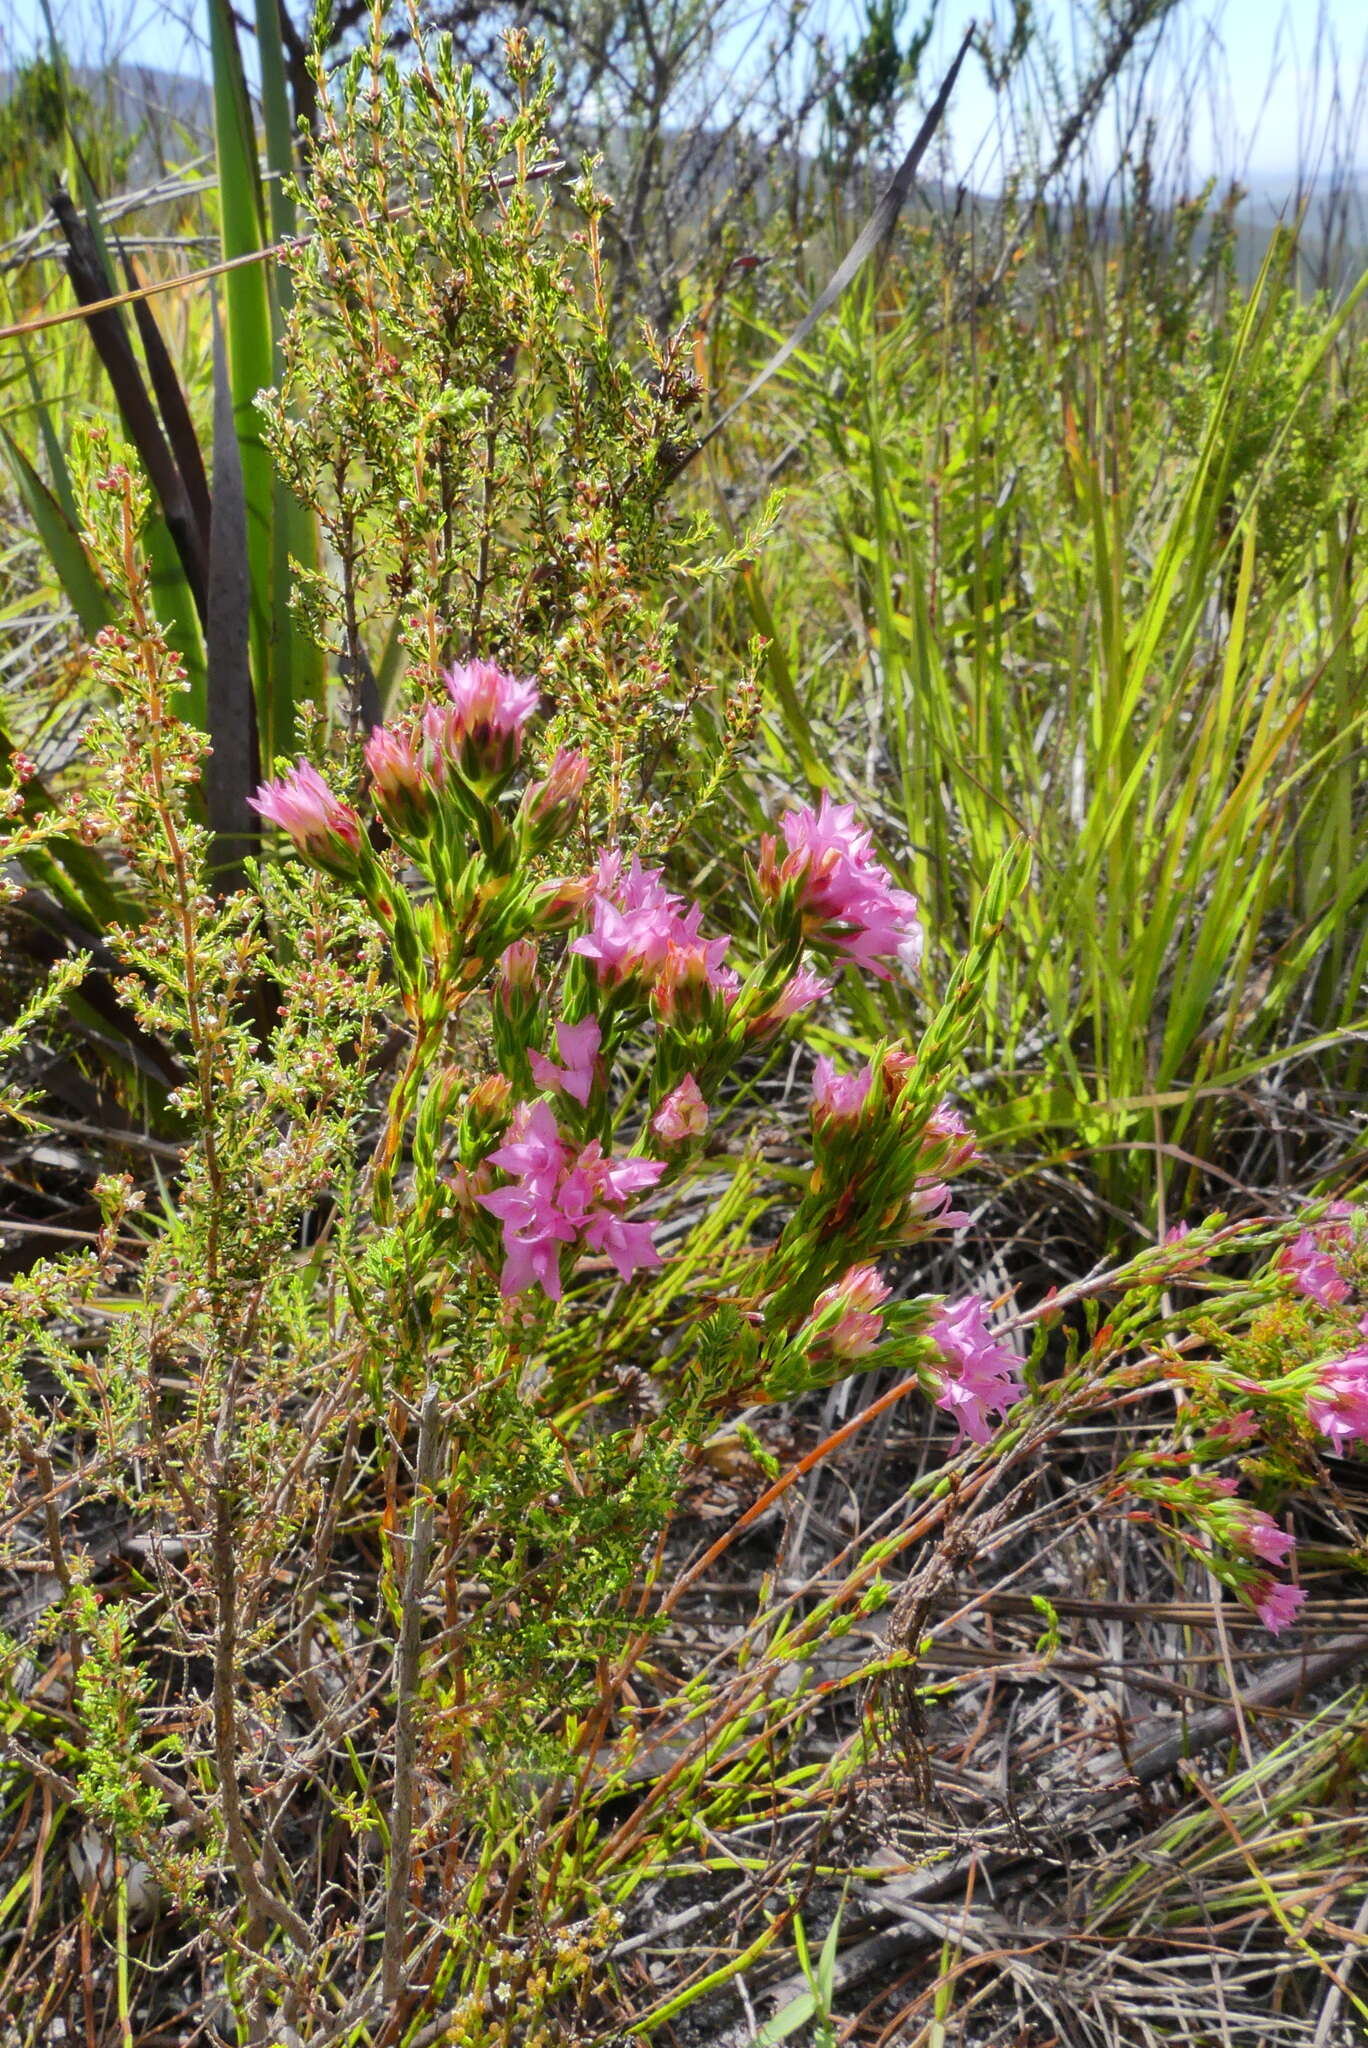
[[476, 1101, 665, 1298], [530, 1016, 601, 1107], [428, 659, 540, 782], [1237, 1510, 1295, 1568], [926, 1298, 1025, 1445], [652, 1074, 709, 1144], [758, 794, 922, 979], [812, 1264, 892, 1359], [363, 723, 428, 836], [572, 851, 734, 994], [477, 1101, 575, 1297], [900, 1179, 971, 1234], [1279, 1229, 1351, 1309], [250, 761, 363, 874], [1307, 1348, 1368, 1454], [1252, 1579, 1306, 1634], [760, 965, 833, 1023], [812, 1056, 872, 1126], [922, 1102, 977, 1174]]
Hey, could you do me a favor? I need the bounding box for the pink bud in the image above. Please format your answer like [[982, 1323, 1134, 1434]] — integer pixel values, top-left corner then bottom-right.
[[364, 723, 429, 836], [922, 1101, 976, 1173], [523, 748, 590, 842], [497, 939, 539, 997], [1208, 1409, 1259, 1444], [652, 1073, 709, 1144], [748, 966, 833, 1038], [812, 1264, 891, 1358]]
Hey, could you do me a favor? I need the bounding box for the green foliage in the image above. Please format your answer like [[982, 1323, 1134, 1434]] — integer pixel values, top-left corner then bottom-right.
[[265, 5, 736, 843], [700, 227, 1368, 1231], [2, 7, 1368, 2043]]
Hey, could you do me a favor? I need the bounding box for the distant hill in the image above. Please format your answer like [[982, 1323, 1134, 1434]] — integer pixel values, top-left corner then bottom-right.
[[0, 60, 214, 182], [5, 58, 1365, 288]]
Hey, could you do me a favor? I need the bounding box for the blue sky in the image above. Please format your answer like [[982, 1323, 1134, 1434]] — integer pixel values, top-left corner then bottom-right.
[[922, 1, 1368, 190], [2, 0, 1365, 188]]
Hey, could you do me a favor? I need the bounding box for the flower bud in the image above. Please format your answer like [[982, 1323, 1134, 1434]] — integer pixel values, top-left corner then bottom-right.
[[530, 874, 597, 932], [522, 748, 590, 847], [432, 658, 540, 785], [809, 1264, 891, 1359], [745, 965, 832, 1042], [250, 761, 363, 877], [652, 1073, 709, 1144], [497, 939, 539, 997], [364, 723, 430, 838], [919, 1101, 977, 1175]]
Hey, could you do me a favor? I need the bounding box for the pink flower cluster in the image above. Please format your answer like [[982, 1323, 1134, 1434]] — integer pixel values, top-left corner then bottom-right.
[[1251, 1580, 1306, 1632], [477, 1101, 665, 1299], [1148, 1471, 1305, 1635], [572, 852, 738, 1000], [1307, 1348, 1368, 1455], [250, 761, 362, 872], [926, 1297, 1025, 1444], [426, 659, 540, 781], [759, 795, 922, 979], [1224, 1496, 1305, 1634]]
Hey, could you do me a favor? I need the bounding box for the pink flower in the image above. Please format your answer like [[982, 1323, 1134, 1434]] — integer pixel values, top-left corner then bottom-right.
[[478, 1101, 576, 1298], [428, 659, 540, 781], [363, 723, 429, 835], [1279, 1229, 1351, 1309], [652, 1074, 709, 1144], [926, 1298, 1025, 1445], [900, 1180, 971, 1233], [1307, 1348, 1368, 1454], [758, 795, 922, 979], [1236, 1509, 1295, 1568], [572, 851, 734, 993], [477, 1101, 665, 1299], [812, 1056, 872, 1126], [922, 1102, 977, 1174], [747, 965, 834, 1040], [1252, 1579, 1306, 1634], [812, 1264, 892, 1359], [250, 761, 363, 874], [529, 1016, 601, 1107]]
